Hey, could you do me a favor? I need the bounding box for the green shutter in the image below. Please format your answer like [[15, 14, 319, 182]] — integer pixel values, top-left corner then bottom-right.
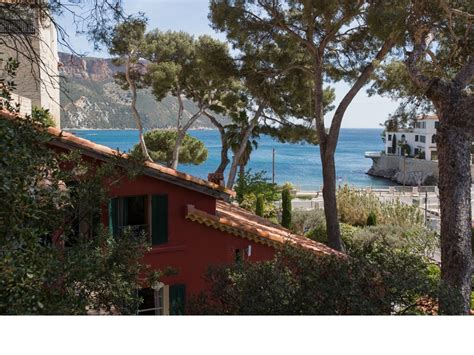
[[151, 194, 168, 245], [108, 198, 118, 238], [169, 284, 186, 315]]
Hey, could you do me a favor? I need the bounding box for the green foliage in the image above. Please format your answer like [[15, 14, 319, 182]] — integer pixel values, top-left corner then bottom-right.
[[290, 209, 325, 235], [234, 170, 278, 205], [189, 244, 439, 315], [32, 107, 55, 127], [132, 129, 208, 166], [367, 211, 377, 226], [0, 111, 150, 314], [337, 185, 424, 227], [255, 194, 264, 217], [281, 186, 292, 228]]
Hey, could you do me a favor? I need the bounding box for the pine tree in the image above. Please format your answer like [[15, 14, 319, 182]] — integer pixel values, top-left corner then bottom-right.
[[255, 194, 265, 217], [281, 187, 292, 228]]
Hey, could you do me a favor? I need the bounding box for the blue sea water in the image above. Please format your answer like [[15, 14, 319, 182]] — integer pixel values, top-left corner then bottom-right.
[[69, 128, 390, 191]]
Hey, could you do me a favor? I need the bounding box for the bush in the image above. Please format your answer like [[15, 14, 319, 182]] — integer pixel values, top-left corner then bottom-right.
[[290, 209, 325, 235], [255, 194, 264, 217], [281, 186, 292, 228], [234, 170, 278, 205], [188, 244, 439, 315], [337, 185, 424, 227], [367, 211, 377, 226], [240, 193, 277, 221]]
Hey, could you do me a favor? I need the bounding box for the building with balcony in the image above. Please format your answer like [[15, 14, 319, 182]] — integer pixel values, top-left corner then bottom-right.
[[385, 115, 439, 161]]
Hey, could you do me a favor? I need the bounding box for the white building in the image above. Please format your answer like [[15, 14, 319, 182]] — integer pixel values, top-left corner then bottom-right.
[[385, 115, 439, 161], [0, 1, 60, 127]]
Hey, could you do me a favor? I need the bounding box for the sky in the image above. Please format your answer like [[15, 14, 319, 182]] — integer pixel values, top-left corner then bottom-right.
[[56, 0, 400, 129]]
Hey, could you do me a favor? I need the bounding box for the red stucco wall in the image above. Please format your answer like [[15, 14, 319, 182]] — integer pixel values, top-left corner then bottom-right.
[[105, 173, 276, 299]]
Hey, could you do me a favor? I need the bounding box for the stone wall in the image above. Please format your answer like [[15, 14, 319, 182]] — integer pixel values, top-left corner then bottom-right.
[[367, 154, 439, 185]]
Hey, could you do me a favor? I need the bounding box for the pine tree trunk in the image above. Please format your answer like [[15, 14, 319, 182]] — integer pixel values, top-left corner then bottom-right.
[[437, 119, 472, 315], [205, 112, 230, 176], [226, 110, 262, 189], [170, 130, 185, 170], [125, 57, 152, 161], [320, 146, 343, 251]]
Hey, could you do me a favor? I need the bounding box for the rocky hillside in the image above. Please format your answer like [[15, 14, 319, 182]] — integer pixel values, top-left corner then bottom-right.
[[59, 52, 223, 129]]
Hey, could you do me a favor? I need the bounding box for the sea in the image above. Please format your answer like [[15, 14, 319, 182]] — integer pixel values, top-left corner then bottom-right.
[[69, 128, 391, 191]]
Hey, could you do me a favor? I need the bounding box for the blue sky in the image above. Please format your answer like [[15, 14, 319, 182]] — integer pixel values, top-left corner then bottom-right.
[[56, 0, 399, 128]]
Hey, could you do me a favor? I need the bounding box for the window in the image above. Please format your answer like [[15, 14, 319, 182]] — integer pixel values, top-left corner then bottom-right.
[[388, 134, 392, 141], [414, 148, 419, 155], [109, 194, 168, 245], [435, 121, 440, 129], [401, 134, 406, 142], [416, 122, 421, 128], [415, 135, 419, 142], [0, 19, 35, 34], [432, 135, 437, 144], [387, 147, 392, 154], [169, 284, 186, 315], [137, 286, 169, 315], [151, 195, 168, 245], [109, 195, 148, 238], [420, 135, 426, 143]]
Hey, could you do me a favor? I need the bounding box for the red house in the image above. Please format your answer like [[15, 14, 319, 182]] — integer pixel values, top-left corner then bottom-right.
[[5, 112, 337, 315]]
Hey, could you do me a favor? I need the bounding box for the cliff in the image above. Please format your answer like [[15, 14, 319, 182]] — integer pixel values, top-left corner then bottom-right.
[[58, 52, 225, 129]]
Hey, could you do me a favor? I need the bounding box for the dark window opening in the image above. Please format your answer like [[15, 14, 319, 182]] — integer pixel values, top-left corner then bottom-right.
[[235, 249, 243, 264], [415, 135, 419, 142], [420, 135, 426, 143], [170, 284, 186, 315], [138, 288, 156, 315]]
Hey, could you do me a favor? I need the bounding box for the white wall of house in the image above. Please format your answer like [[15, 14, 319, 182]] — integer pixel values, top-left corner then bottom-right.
[[0, 5, 60, 127], [385, 118, 439, 161]]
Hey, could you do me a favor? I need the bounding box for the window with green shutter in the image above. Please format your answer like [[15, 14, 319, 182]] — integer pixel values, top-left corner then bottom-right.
[[169, 284, 185, 315], [108, 198, 118, 238], [151, 194, 168, 245]]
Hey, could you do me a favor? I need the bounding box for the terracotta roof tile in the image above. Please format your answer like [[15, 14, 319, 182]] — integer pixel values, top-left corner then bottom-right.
[[186, 200, 342, 256], [1, 110, 235, 199]]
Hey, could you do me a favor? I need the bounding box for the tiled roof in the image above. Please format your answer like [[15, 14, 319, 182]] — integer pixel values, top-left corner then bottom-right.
[[186, 200, 342, 256], [0, 110, 235, 200]]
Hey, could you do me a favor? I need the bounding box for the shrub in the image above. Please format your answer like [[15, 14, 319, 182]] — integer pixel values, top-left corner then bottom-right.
[[290, 209, 325, 235], [337, 185, 424, 228], [367, 211, 377, 226], [255, 194, 264, 217], [234, 170, 278, 205], [240, 193, 277, 221], [281, 186, 292, 228], [189, 244, 439, 315]]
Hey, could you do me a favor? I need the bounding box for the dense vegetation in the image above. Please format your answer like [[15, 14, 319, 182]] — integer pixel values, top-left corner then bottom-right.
[[0, 88, 153, 314]]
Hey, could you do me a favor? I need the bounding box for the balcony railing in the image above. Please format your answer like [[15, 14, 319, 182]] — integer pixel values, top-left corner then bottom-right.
[[118, 224, 148, 238]]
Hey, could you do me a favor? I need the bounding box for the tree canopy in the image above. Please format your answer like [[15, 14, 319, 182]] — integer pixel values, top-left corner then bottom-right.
[[132, 129, 208, 167]]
